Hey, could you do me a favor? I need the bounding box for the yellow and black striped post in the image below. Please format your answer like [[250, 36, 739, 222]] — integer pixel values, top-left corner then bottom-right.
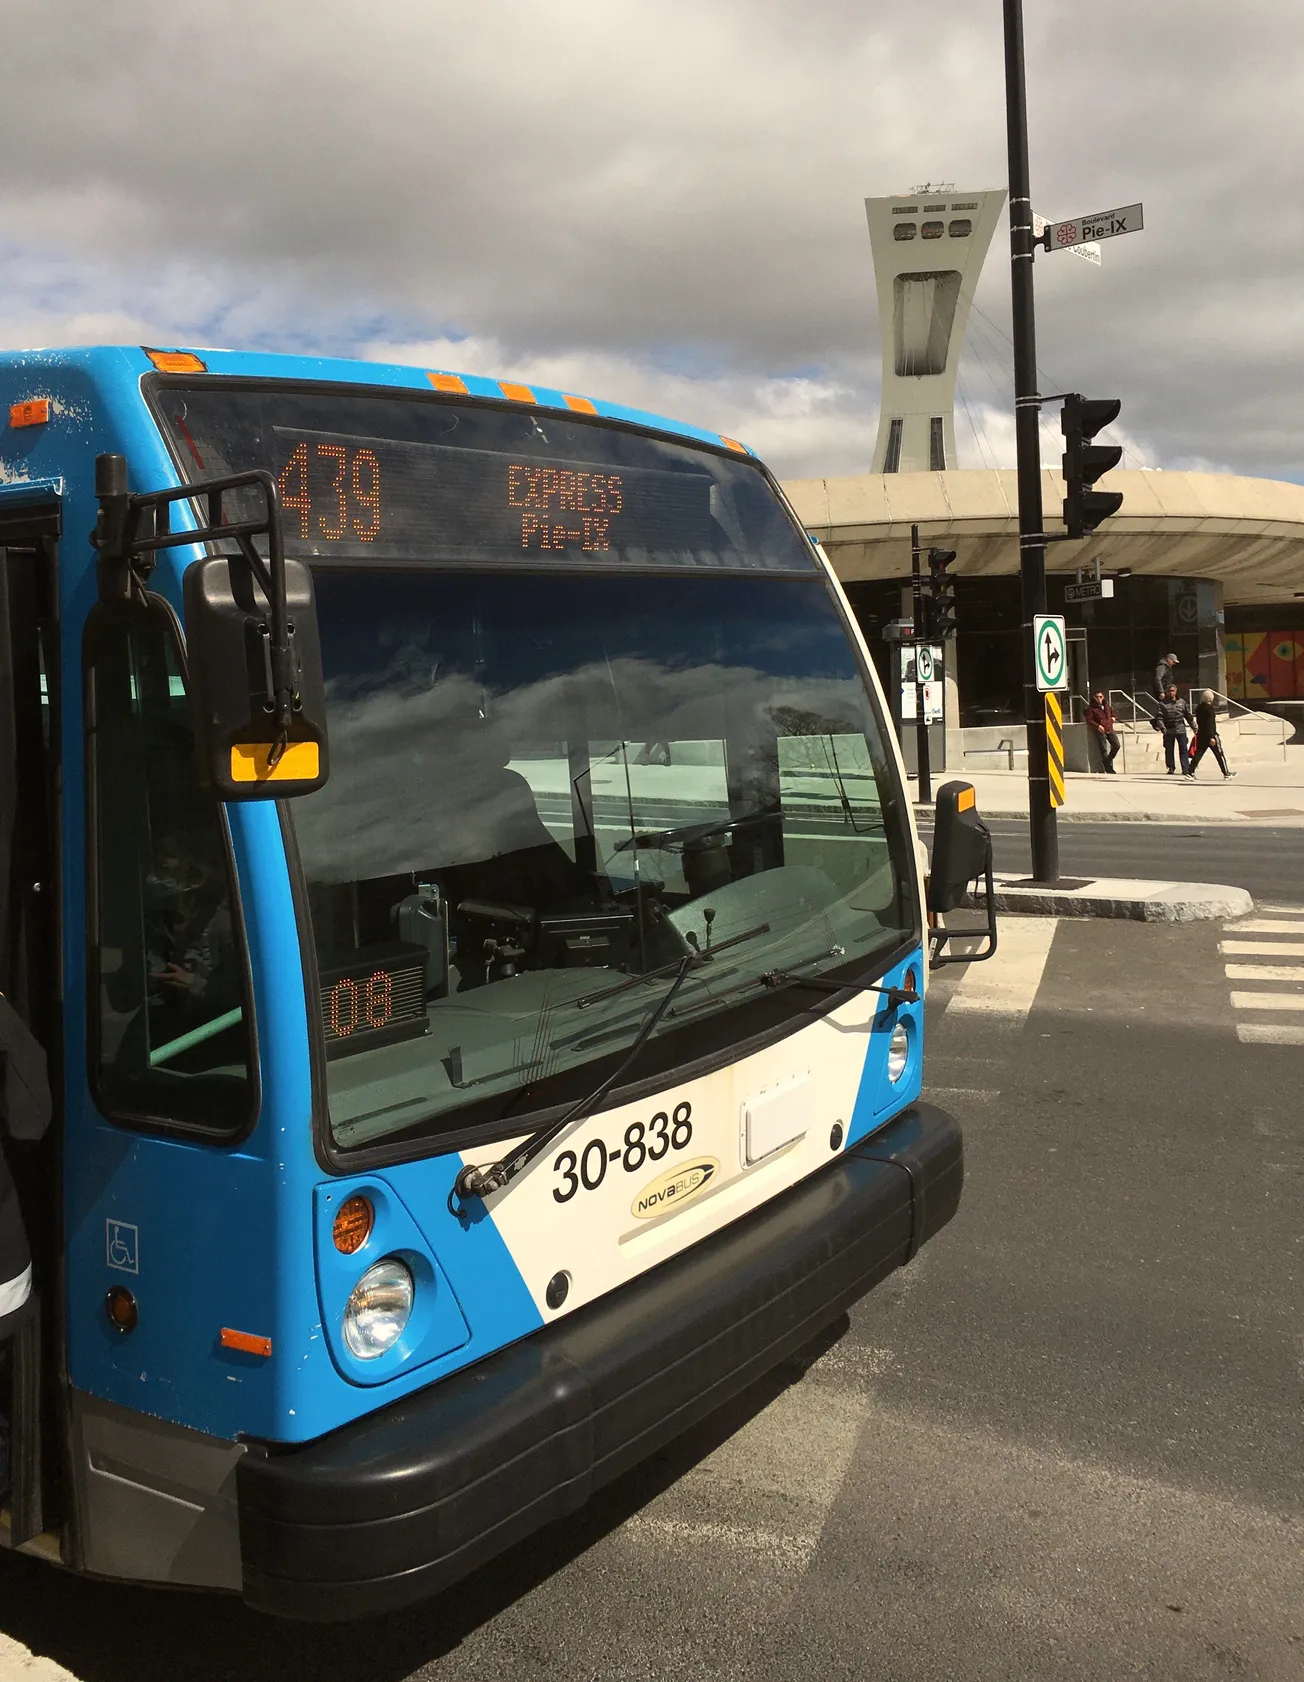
[[1045, 691, 1065, 808]]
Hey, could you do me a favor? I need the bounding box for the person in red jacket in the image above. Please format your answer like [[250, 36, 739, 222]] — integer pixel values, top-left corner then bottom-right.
[[1085, 689, 1121, 774]]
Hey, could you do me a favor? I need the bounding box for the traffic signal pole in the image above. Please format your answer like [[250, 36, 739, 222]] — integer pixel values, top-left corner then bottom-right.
[[910, 523, 932, 803], [1003, 0, 1058, 884]]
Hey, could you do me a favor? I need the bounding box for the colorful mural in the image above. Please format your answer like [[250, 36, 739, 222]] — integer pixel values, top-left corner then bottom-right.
[[1226, 630, 1304, 701]]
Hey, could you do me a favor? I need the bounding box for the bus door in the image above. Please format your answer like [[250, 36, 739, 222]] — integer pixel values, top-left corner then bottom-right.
[[0, 485, 61, 1550]]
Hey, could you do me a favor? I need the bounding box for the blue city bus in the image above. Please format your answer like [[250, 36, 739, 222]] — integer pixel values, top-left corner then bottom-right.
[[0, 346, 994, 1617]]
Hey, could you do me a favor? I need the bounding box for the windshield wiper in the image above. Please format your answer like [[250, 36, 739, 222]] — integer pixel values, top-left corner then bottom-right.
[[612, 809, 775, 854], [760, 964, 918, 1010], [451, 953, 698, 1210]]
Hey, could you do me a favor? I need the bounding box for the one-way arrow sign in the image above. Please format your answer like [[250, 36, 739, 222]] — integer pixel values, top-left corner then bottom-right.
[[1043, 202, 1143, 252], [1034, 614, 1068, 692]]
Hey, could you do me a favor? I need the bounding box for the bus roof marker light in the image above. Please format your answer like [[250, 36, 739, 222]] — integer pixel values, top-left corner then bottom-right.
[[427, 373, 469, 394], [220, 1327, 274, 1357], [498, 381, 536, 404], [333, 1195, 374, 1255], [143, 348, 207, 374], [9, 399, 49, 428], [563, 394, 598, 415], [720, 436, 746, 453]]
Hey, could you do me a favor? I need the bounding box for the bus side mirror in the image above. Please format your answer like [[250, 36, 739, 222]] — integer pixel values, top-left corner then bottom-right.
[[927, 780, 997, 968], [183, 555, 329, 800], [92, 454, 330, 801]]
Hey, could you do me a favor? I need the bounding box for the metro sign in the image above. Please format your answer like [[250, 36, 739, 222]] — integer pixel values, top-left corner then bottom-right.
[[1044, 202, 1143, 252]]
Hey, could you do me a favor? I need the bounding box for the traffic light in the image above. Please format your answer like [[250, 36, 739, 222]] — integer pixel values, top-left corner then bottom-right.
[[926, 546, 958, 637], [1061, 394, 1123, 539]]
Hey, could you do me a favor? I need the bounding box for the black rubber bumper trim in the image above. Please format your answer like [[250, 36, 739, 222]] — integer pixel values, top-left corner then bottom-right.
[[238, 1101, 962, 1620]]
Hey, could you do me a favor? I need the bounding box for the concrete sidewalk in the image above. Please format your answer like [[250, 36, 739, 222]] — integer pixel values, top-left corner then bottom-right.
[[914, 744, 1304, 825]]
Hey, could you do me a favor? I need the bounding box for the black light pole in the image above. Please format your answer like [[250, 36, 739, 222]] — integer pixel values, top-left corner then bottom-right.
[[1003, 0, 1058, 884], [910, 523, 932, 803]]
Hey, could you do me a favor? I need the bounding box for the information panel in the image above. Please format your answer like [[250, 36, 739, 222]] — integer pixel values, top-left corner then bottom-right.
[[272, 429, 716, 562]]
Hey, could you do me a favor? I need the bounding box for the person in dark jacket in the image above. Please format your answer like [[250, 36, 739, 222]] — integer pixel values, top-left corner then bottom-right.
[[1085, 690, 1121, 773], [1156, 684, 1194, 776], [1153, 652, 1179, 699], [0, 994, 50, 1341], [1190, 688, 1235, 779]]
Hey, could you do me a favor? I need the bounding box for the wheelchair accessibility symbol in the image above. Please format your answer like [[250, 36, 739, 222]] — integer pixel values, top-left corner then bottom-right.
[[106, 1220, 139, 1275]]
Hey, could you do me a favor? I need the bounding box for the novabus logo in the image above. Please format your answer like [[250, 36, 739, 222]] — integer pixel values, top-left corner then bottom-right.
[[630, 1158, 719, 1221]]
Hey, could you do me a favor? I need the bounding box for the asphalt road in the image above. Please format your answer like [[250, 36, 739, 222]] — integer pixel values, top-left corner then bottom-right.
[[918, 816, 1304, 904], [2, 909, 1303, 1679]]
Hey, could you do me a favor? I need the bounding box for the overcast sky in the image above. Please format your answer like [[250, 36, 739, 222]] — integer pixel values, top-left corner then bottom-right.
[[2, 1, 1299, 481]]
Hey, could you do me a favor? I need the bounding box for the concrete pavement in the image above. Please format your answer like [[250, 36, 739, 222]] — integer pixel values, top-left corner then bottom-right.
[[915, 742, 1304, 825]]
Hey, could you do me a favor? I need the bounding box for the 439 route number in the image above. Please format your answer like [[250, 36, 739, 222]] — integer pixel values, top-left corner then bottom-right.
[[553, 1102, 693, 1203]]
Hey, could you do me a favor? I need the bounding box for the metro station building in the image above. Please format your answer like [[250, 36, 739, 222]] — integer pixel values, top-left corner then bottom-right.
[[781, 186, 1304, 760]]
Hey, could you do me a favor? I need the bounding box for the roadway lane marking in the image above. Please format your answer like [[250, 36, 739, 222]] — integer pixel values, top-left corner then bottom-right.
[[1220, 940, 1304, 957], [1256, 904, 1304, 916], [1225, 963, 1304, 982], [1223, 918, 1304, 934], [944, 916, 1057, 1022], [621, 1357, 864, 1574], [1237, 1023, 1304, 1045], [1229, 991, 1304, 1011]]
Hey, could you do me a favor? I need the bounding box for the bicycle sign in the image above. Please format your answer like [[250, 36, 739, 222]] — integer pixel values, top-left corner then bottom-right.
[[1034, 615, 1068, 692]]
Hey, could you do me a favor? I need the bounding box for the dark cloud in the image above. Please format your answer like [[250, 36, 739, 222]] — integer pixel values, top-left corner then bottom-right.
[[0, 0, 1298, 477]]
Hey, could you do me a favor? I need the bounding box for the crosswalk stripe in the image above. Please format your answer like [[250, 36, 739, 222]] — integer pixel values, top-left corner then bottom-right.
[[1224, 919, 1304, 935], [1220, 940, 1304, 957], [1229, 991, 1304, 1011], [945, 916, 1057, 1021], [1237, 1022, 1304, 1045], [1225, 963, 1304, 982]]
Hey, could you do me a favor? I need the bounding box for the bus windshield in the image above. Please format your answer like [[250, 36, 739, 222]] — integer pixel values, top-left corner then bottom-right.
[[151, 386, 916, 1155]]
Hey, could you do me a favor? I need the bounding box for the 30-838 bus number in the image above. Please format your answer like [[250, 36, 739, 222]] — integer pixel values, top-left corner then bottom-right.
[[552, 1103, 693, 1203]]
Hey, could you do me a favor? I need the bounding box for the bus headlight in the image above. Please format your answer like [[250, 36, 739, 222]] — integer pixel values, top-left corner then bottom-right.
[[343, 1257, 414, 1358], [887, 1021, 910, 1083]]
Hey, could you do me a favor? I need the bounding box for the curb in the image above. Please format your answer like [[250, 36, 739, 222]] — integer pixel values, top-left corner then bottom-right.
[[915, 805, 1304, 828], [972, 878, 1253, 923]]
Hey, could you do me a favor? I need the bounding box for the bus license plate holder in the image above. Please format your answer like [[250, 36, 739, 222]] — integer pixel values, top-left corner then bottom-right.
[[741, 1075, 809, 1166]]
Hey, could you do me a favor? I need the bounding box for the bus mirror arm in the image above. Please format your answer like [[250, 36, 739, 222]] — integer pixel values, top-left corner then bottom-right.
[[925, 780, 998, 970], [92, 454, 329, 799]]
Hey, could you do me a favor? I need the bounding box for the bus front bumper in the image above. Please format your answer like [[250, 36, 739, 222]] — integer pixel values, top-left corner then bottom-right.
[[238, 1101, 962, 1620]]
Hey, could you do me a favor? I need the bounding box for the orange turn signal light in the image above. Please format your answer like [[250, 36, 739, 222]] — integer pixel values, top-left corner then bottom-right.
[[105, 1285, 138, 1334], [143, 348, 207, 374], [333, 1195, 374, 1255], [9, 399, 49, 429], [220, 1327, 273, 1357]]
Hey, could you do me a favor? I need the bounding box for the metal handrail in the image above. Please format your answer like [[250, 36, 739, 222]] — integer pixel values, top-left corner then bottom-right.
[[1184, 686, 1288, 732]]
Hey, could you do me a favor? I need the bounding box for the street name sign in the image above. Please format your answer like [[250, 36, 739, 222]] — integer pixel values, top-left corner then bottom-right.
[[1044, 202, 1143, 252], [1063, 579, 1116, 604], [1034, 212, 1099, 266], [1034, 614, 1068, 691]]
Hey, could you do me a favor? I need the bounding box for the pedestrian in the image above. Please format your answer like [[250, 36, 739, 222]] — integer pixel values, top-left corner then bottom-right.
[[1156, 682, 1194, 776], [1153, 651, 1179, 700], [0, 992, 51, 1499], [1085, 688, 1121, 773], [1190, 688, 1236, 779]]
